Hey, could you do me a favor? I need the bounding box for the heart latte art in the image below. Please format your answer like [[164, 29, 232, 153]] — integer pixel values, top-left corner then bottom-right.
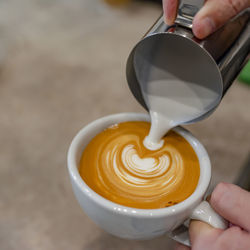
[[79, 122, 200, 209]]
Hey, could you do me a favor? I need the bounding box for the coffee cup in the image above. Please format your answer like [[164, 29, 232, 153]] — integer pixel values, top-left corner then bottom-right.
[[67, 112, 227, 246]]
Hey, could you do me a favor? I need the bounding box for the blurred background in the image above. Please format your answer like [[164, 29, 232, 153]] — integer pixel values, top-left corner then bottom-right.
[[0, 0, 249, 249]]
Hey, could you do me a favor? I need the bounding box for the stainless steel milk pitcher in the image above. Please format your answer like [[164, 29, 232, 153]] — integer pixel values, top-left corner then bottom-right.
[[126, 0, 250, 123]]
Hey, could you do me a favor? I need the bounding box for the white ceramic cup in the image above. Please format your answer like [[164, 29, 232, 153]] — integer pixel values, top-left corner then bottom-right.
[[67, 113, 227, 246]]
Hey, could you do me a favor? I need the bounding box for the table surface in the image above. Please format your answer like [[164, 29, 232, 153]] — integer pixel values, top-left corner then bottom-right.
[[0, 0, 249, 249]]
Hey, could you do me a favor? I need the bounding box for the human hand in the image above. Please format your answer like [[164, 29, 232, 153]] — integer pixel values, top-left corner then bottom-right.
[[175, 183, 250, 250], [162, 0, 250, 39]]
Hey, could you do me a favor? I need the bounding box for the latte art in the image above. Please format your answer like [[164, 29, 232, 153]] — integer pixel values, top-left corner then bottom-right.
[[115, 144, 183, 192], [121, 144, 170, 178], [79, 122, 200, 209]]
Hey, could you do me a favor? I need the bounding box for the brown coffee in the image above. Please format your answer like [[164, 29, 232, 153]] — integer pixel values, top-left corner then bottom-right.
[[79, 121, 200, 209]]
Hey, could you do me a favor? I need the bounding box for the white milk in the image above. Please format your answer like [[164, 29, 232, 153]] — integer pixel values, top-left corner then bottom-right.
[[140, 77, 219, 151], [133, 38, 221, 151]]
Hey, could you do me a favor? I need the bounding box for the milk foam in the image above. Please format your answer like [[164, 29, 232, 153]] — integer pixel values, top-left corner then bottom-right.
[[143, 136, 164, 151], [112, 143, 179, 188], [122, 144, 169, 175]]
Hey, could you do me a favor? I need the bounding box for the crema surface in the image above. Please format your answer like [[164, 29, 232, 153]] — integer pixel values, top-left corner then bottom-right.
[[79, 122, 200, 209]]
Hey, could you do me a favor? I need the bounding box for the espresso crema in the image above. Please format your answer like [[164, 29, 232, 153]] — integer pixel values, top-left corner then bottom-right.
[[79, 121, 200, 209]]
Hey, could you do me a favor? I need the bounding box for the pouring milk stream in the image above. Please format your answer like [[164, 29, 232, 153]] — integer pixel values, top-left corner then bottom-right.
[[136, 64, 220, 151]]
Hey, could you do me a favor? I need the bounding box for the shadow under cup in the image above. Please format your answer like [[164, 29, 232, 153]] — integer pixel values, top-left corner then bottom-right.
[[67, 113, 211, 240]]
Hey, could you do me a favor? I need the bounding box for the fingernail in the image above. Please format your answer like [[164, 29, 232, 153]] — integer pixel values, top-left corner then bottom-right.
[[165, 17, 174, 26], [211, 182, 229, 209], [193, 17, 216, 39]]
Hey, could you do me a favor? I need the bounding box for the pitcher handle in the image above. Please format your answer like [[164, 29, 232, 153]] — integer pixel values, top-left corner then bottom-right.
[[175, 0, 205, 29]]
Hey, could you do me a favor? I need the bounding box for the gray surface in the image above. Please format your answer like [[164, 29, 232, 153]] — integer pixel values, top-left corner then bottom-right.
[[0, 1, 249, 250]]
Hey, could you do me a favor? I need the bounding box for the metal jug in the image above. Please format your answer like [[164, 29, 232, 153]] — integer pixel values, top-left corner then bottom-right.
[[126, 1, 250, 123]]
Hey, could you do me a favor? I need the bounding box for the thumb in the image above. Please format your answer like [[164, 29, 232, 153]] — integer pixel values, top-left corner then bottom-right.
[[192, 0, 250, 39], [189, 220, 222, 248]]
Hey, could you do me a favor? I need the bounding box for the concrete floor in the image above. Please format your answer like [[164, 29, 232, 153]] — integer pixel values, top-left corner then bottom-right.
[[0, 1, 249, 249]]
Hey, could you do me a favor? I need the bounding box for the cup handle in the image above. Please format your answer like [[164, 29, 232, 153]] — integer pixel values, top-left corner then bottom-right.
[[168, 201, 228, 246]]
